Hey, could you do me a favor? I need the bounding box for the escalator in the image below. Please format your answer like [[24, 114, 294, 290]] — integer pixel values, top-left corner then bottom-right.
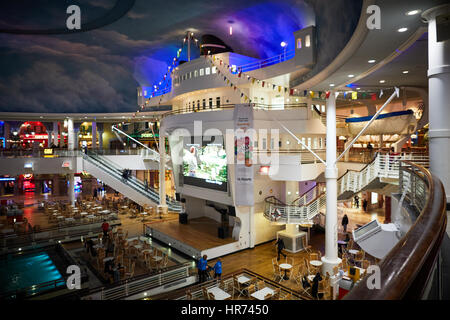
[[82, 151, 181, 212]]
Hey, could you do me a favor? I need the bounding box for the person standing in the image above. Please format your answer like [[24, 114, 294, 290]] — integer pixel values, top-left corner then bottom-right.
[[275, 237, 286, 261], [363, 198, 368, 212], [213, 259, 222, 280], [197, 255, 208, 283], [101, 219, 109, 239], [342, 214, 349, 233]]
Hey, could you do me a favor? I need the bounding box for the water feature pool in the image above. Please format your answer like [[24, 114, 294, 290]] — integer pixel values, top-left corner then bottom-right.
[[0, 251, 65, 297]]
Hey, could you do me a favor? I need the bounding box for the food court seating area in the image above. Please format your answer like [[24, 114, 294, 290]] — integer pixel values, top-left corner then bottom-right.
[[158, 269, 307, 301], [82, 230, 174, 284], [268, 235, 375, 300], [43, 197, 118, 228]]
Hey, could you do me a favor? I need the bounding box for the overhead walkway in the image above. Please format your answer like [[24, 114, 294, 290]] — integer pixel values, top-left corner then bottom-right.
[[264, 153, 429, 224], [82, 151, 181, 212]]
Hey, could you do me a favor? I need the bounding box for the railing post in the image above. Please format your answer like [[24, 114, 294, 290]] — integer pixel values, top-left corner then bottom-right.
[[125, 280, 128, 297]]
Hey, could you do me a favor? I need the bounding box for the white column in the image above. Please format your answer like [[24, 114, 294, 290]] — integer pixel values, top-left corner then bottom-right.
[[98, 131, 103, 150], [321, 90, 341, 275], [68, 173, 75, 205], [53, 121, 59, 146], [47, 131, 52, 147], [344, 138, 352, 162], [67, 118, 74, 151], [423, 4, 450, 206], [91, 121, 97, 149], [158, 133, 167, 209], [74, 128, 80, 150]]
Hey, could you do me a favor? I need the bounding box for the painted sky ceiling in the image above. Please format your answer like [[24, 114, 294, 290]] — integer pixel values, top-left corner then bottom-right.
[[0, 0, 315, 113]]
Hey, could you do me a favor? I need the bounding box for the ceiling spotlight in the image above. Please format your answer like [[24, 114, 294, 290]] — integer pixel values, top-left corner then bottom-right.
[[379, 80, 386, 83], [329, 84, 335, 87], [397, 27, 408, 33], [348, 74, 355, 78], [406, 10, 421, 16], [368, 59, 376, 63], [356, 87, 361, 90], [402, 70, 409, 74]]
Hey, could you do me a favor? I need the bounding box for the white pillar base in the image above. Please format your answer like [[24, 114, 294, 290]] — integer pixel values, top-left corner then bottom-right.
[[321, 256, 342, 276], [157, 204, 168, 217]]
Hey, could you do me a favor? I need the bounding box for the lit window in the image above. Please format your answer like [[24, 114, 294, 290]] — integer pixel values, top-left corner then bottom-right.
[[189, 72, 192, 79], [199, 68, 204, 76], [305, 35, 311, 47], [212, 66, 217, 74], [297, 38, 302, 49], [205, 67, 210, 75], [194, 70, 198, 77], [321, 105, 325, 113]]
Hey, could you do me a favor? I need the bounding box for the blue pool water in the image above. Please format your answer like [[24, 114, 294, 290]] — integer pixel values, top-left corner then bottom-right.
[[0, 252, 64, 295]]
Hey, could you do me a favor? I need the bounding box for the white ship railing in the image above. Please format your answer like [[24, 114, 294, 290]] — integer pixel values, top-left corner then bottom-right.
[[263, 153, 429, 224]]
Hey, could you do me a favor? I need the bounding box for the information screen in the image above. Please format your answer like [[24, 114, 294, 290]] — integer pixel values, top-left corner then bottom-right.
[[182, 136, 228, 191]]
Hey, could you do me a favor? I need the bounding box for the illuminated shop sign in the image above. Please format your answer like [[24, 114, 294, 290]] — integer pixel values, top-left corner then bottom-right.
[[44, 148, 54, 155], [23, 134, 48, 140], [0, 177, 15, 181]]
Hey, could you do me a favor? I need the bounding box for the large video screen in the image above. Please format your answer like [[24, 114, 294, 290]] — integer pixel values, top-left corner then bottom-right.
[[182, 136, 228, 191]]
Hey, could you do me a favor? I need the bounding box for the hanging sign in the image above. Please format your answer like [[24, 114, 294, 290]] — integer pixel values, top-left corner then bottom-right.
[[234, 104, 254, 206]]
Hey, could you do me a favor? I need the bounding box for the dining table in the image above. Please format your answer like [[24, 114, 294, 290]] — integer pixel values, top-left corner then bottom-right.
[[251, 287, 275, 300], [207, 287, 232, 300], [279, 263, 292, 280]]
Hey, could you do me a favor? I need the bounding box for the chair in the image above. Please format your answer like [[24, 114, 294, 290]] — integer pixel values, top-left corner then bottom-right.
[[309, 252, 319, 261], [202, 287, 209, 300], [256, 280, 265, 290], [271, 288, 280, 300], [302, 236, 312, 254], [354, 250, 365, 267], [361, 259, 370, 270], [246, 283, 256, 298], [286, 256, 294, 266], [271, 258, 282, 282], [292, 264, 305, 286], [124, 261, 135, 279], [233, 276, 246, 298]]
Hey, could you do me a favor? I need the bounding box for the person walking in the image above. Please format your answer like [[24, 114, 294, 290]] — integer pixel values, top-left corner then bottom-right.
[[354, 195, 359, 209], [342, 214, 349, 233], [197, 255, 208, 283], [275, 237, 287, 261], [213, 258, 222, 280]]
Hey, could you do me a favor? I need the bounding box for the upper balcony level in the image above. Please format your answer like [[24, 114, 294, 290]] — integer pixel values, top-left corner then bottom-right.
[[138, 26, 317, 108]]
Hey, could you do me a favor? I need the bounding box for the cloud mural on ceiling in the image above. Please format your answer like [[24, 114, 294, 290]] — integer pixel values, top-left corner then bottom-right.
[[0, 0, 315, 113]]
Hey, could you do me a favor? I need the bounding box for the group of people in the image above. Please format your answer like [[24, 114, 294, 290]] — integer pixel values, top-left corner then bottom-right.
[[353, 194, 369, 212], [197, 255, 222, 283]]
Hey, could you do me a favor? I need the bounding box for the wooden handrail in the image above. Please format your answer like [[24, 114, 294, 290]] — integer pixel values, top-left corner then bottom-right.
[[344, 161, 447, 299]]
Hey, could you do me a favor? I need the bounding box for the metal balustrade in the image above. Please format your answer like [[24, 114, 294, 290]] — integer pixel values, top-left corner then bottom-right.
[[83, 263, 193, 300], [83, 151, 181, 212], [263, 153, 429, 225]]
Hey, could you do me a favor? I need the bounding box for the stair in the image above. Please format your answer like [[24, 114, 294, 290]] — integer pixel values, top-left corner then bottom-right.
[[82, 151, 181, 212], [264, 153, 429, 224]]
